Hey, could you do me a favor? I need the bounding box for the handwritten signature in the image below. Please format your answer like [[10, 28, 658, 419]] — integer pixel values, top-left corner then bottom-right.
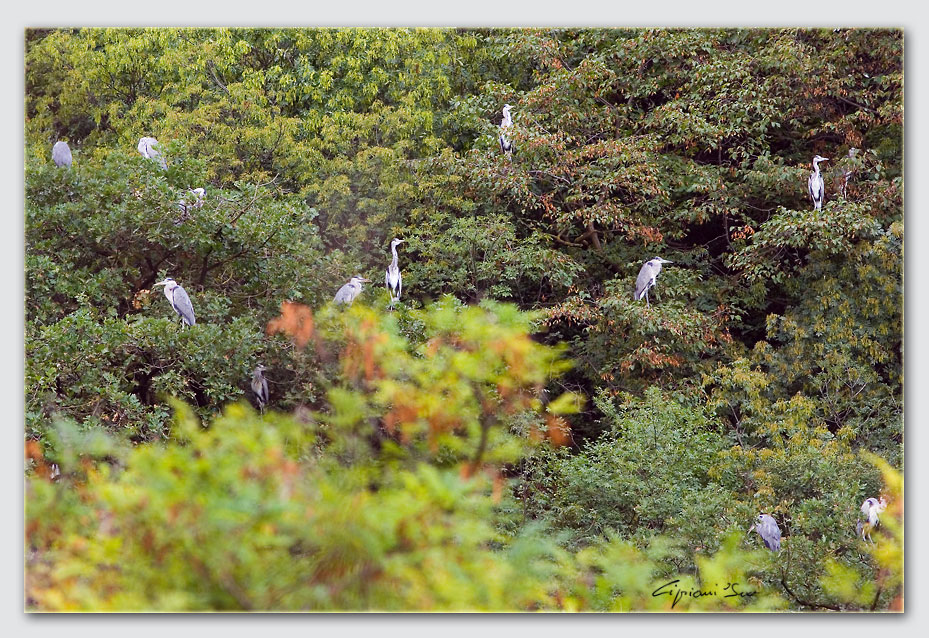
[[652, 579, 758, 609]]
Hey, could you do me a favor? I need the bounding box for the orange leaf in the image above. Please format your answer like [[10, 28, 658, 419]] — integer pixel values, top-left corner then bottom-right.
[[266, 301, 315, 348]]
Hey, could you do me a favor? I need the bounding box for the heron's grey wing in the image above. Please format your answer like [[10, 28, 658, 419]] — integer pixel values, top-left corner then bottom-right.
[[763, 517, 781, 551], [386, 268, 391, 292], [52, 142, 72, 168], [252, 375, 269, 405], [334, 283, 353, 304], [808, 173, 815, 202], [397, 270, 402, 300], [634, 263, 653, 300], [172, 286, 196, 326]]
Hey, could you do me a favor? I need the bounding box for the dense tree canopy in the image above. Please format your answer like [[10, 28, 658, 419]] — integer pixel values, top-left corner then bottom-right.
[[25, 27, 902, 611]]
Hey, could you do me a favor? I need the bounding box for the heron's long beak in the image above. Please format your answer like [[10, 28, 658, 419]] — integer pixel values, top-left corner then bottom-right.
[[821, 157, 829, 161], [153, 280, 168, 287], [748, 524, 756, 534], [361, 278, 372, 283]]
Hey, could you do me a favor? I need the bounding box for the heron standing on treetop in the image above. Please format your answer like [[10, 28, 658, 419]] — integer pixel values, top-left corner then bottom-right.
[[52, 141, 72, 168], [750, 513, 782, 552], [385, 238, 405, 307], [251, 364, 269, 413], [138, 136, 167, 169], [808, 154, 828, 211], [334, 276, 371, 306], [499, 104, 513, 154], [634, 257, 673, 307], [153, 277, 196, 327]]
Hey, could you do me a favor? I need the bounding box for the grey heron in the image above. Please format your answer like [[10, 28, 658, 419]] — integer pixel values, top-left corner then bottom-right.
[[176, 187, 206, 224], [634, 257, 673, 307], [857, 497, 886, 543], [749, 513, 782, 552], [499, 104, 513, 154], [385, 238, 405, 307], [153, 277, 196, 326], [808, 154, 828, 211], [251, 364, 269, 413], [334, 276, 371, 306], [842, 148, 858, 199], [191, 187, 206, 208], [52, 141, 72, 168], [138, 136, 167, 169]]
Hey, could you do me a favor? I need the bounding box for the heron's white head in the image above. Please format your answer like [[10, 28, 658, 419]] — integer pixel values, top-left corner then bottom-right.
[[192, 187, 206, 199], [153, 277, 177, 290], [254, 364, 267, 373], [391, 238, 405, 248], [812, 155, 829, 166]]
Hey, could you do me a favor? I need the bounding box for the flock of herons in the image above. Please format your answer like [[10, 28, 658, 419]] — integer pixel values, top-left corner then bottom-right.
[[43, 108, 884, 552]]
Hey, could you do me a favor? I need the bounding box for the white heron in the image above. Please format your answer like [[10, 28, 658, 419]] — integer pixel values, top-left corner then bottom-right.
[[334, 276, 371, 306], [499, 104, 513, 154], [385, 238, 405, 307], [153, 277, 196, 327], [750, 513, 782, 552], [856, 496, 887, 543], [634, 257, 673, 307], [52, 141, 72, 168], [251, 364, 269, 413], [808, 154, 828, 211], [138, 136, 167, 169]]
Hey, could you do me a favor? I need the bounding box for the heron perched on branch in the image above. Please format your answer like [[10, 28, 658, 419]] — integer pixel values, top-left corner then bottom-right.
[[842, 148, 858, 199], [52, 141, 72, 168], [251, 364, 269, 413], [334, 276, 371, 306], [499, 104, 513, 154], [808, 154, 828, 211], [385, 238, 405, 307], [153, 277, 196, 327], [176, 187, 206, 224], [750, 513, 782, 552], [138, 136, 167, 169], [856, 496, 887, 543], [634, 257, 673, 307]]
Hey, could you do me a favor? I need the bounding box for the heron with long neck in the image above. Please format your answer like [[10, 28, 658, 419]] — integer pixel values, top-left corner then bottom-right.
[[152, 277, 196, 327], [499, 104, 513, 154], [385, 238, 405, 307], [251, 364, 269, 413], [634, 257, 673, 307], [808, 154, 829, 211]]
